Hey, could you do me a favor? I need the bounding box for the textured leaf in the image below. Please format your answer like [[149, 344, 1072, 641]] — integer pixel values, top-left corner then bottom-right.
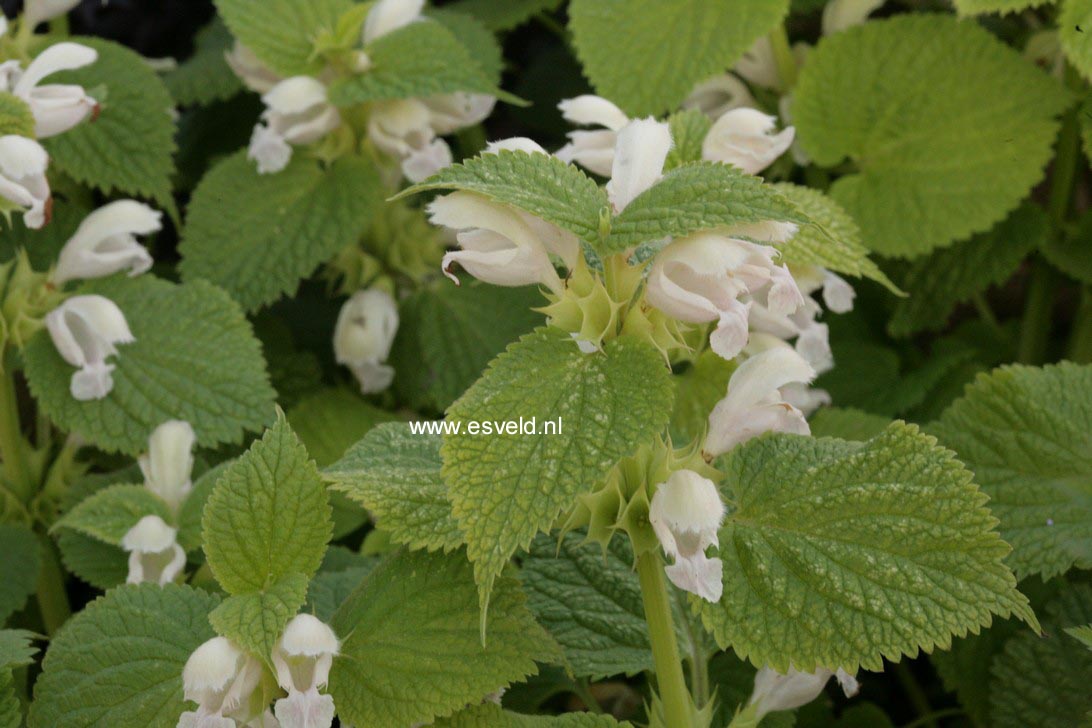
[[448, 0, 562, 31], [400, 150, 609, 247], [178, 461, 232, 553], [329, 550, 561, 727], [27, 584, 219, 728], [0, 526, 39, 625], [215, 0, 349, 76], [808, 407, 890, 442], [793, 15, 1069, 257], [0, 92, 34, 137], [164, 18, 243, 106], [700, 422, 1036, 672], [670, 349, 735, 443], [568, 0, 788, 116], [208, 573, 309, 656], [56, 529, 128, 591], [0, 198, 91, 271], [42, 38, 177, 211], [1042, 208, 1092, 285], [0, 631, 37, 670], [0, 671, 18, 728], [24, 276, 275, 455], [180, 152, 381, 312], [428, 9, 505, 84], [1062, 0, 1092, 82], [604, 162, 805, 254], [306, 563, 376, 623], [442, 329, 673, 611], [954, 0, 1050, 13], [888, 205, 1046, 337], [434, 703, 632, 727], [326, 422, 464, 553], [931, 362, 1092, 580], [663, 110, 712, 171], [54, 485, 171, 545]]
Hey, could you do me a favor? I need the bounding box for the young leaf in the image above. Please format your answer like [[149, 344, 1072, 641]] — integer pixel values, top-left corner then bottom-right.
[[215, 0, 350, 76], [442, 329, 673, 614], [53, 485, 171, 545], [700, 422, 1036, 673], [27, 584, 220, 728], [24, 276, 275, 455], [164, 18, 243, 106], [0, 526, 40, 625], [930, 362, 1092, 580], [793, 15, 1069, 257], [329, 550, 561, 727], [179, 152, 381, 312]]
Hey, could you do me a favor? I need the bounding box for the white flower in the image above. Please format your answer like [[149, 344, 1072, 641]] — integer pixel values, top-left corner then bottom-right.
[[121, 515, 185, 585], [271, 614, 339, 728], [362, 0, 424, 44], [52, 200, 160, 285], [735, 36, 781, 91], [45, 294, 134, 401], [224, 42, 281, 94], [649, 470, 726, 602], [180, 637, 265, 728], [682, 74, 756, 120], [822, 0, 884, 35], [140, 420, 196, 516], [702, 108, 794, 175], [605, 118, 671, 213], [334, 288, 399, 395], [22, 0, 81, 29], [424, 93, 496, 135], [749, 666, 859, 720], [555, 94, 630, 177], [0, 135, 50, 228], [368, 98, 453, 183], [3, 42, 98, 138], [820, 270, 855, 313], [0, 17, 7, 38], [248, 77, 340, 174]]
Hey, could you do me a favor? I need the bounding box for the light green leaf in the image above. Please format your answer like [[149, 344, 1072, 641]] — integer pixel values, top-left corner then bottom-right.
[[399, 150, 609, 247], [56, 529, 127, 590], [429, 8, 505, 84], [794, 15, 1069, 257], [434, 702, 632, 727], [663, 110, 712, 171], [954, 0, 1052, 13], [27, 584, 219, 728], [568, 0, 788, 116], [179, 152, 381, 312], [888, 205, 1047, 337], [208, 573, 309, 656], [202, 416, 332, 595], [700, 422, 1036, 672], [326, 422, 464, 553], [603, 162, 805, 254], [164, 18, 243, 106], [24, 276, 275, 455], [1042, 208, 1092, 285], [442, 329, 673, 612], [447, 0, 563, 31], [1062, 0, 1092, 81], [215, 0, 349, 76], [0, 526, 39, 626], [808, 407, 890, 441], [772, 183, 898, 293], [53, 485, 171, 545], [42, 38, 177, 212], [1069, 624, 1092, 651], [0, 93, 34, 137], [930, 362, 1092, 580], [670, 349, 735, 443], [329, 550, 561, 727]]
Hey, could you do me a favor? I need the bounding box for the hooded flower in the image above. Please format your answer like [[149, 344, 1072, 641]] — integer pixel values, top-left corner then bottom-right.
[[140, 420, 197, 516], [333, 288, 399, 394], [681, 74, 756, 120], [0, 134, 50, 228], [605, 118, 672, 213], [1, 42, 98, 138], [701, 108, 794, 175], [180, 637, 265, 728], [45, 294, 134, 401], [248, 76, 340, 174], [271, 614, 340, 728], [705, 346, 816, 457], [362, 0, 424, 45], [22, 0, 80, 29], [224, 42, 282, 94], [749, 666, 859, 720], [52, 200, 160, 285], [121, 515, 185, 585], [555, 94, 630, 177], [649, 470, 726, 602]]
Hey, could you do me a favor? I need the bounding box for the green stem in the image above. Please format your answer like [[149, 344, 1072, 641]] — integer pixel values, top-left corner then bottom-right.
[[1018, 259, 1054, 364], [894, 662, 936, 728], [1049, 67, 1082, 230], [1067, 287, 1092, 363], [971, 293, 1004, 338], [35, 535, 70, 636], [673, 587, 709, 708], [768, 25, 797, 92], [636, 553, 693, 728], [0, 367, 32, 503]]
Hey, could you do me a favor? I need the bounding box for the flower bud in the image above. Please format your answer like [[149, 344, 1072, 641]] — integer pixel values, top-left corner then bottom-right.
[[248, 77, 340, 174], [140, 420, 196, 516], [702, 108, 794, 176], [650, 470, 726, 602], [121, 515, 185, 585], [52, 200, 160, 285], [45, 294, 134, 400], [0, 135, 50, 228], [334, 288, 399, 394]]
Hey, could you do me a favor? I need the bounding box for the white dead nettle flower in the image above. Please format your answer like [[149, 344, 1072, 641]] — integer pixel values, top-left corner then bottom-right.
[[0, 135, 50, 228], [735, 36, 782, 91], [224, 42, 282, 94], [140, 420, 197, 516], [0, 43, 98, 138], [649, 470, 726, 602], [424, 93, 496, 135], [271, 614, 340, 728], [682, 74, 756, 120], [749, 666, 859, 720], [0, 16, 7, 38], [248, 76, 340, 174], [605, 117, 672, 213], [362, 0, 424, 44], [555, 94, 630, 177], [334, 288, 399, 395], [745, 333, 831, 416], [180, 637, 265, 728], [822, 0, 884, 35], [45, 294, 134, 401], [52, 199, 160, 285], [702, 108, 794, 176], [368, 98, 451, 183], [121, 515, 185, 585], [705, 346, 816, 457], [22, 0, 81, 28]]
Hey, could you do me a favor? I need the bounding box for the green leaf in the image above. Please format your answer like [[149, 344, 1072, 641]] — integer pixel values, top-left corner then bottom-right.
[[954, 0, 1051, 12], [164, 18, 243, 106], [793, 15, 1069, 257], [328, 20, 513, 106], [888, 205, 1047, 337], [179, 152, 381, 312], [930, 362, 1092, 580], [306, 562, 376, 623], [442, 329, 673, 612], [0, 526, 39, 625], [24, 275, 275, 455], [772, 183, 898, 293], [990, 583, 1092, 727], [669, 349, 735, 443], [1062, 0, 1092, 81], [603, 162, 805, 254], [56, 529, 128, 590], [1069, 624, 1092, 651], [0, 630, 37, 670], [568, 0, 788, 116], [399, 150, 609, 248], [326, 422, 464, 553], [1042, 208, 1092, 285], [0, 93, 34, 137], [0, 671, 19, 728], [202, 416, 332, 595], [663, 110, 712, 172], [808, 407, 890, 441], [42, 38, 177, 212], [329, 550, 561, 727], [429, 9, 505, 84], [178, 461, 232, 553], [434, 702, 632, 727], [27, 584, 219, 728], [0, 198, 91, 271], [215, 0, 349, 76], [54, 485, 171, 545], [700, 422, 1036, 672], [208, 573, 309, 656]]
